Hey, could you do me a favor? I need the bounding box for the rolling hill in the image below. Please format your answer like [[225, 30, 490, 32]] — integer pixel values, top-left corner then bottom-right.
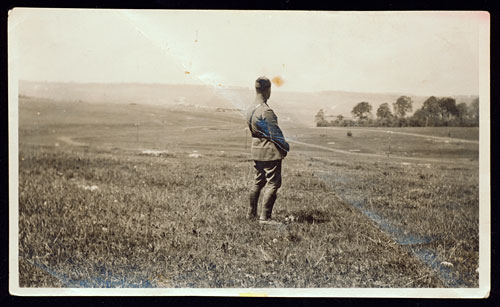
[[19, 81, 478, 128]]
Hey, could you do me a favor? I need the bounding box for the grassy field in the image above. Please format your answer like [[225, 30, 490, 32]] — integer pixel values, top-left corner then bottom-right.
[[17, 97, 479, 288], [284, 126, 479, 162]]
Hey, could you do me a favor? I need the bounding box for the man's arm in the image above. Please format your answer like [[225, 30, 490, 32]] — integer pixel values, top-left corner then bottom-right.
[[264, 109, 290, 153]]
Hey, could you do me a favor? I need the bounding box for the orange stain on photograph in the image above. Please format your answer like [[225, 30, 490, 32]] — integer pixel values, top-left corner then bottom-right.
[[184, 71, 190, 74], [271, 76, 284, 87]]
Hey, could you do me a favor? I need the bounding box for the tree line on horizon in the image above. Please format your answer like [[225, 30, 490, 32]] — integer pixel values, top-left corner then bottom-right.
[[315, 96, 479, 128]]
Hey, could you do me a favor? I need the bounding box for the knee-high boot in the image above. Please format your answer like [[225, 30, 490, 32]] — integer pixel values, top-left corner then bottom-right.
[[260, 189, 277, 220], [247, 189, 260, 219]]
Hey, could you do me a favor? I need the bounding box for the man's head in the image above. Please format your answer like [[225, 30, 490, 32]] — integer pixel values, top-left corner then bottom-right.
[[255, 76, 271, 100]]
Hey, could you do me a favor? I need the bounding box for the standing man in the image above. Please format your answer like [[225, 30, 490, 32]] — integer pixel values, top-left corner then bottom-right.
[[245, 76, 290, 225]]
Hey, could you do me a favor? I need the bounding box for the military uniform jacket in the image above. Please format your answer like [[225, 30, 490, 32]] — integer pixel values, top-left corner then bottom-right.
[[246, 101, 290, 161]]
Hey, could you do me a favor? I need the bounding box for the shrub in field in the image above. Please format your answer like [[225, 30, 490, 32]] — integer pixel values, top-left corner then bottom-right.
[[347, 131, 352, 137]]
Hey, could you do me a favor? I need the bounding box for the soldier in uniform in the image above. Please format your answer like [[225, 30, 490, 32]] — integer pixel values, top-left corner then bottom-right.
[[245, 76, 290, 225]]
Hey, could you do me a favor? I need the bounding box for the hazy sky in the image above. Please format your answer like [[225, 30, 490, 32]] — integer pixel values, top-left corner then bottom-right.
[[9, 9, 486, 96]]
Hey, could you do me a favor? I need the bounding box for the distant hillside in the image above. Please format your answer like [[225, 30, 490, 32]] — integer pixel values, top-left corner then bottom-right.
[[18, 81, 239, 109], [19, 81, 478, 128]]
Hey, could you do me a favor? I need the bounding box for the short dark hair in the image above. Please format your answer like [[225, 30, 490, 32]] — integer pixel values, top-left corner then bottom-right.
[[255, 76, 271, 92]]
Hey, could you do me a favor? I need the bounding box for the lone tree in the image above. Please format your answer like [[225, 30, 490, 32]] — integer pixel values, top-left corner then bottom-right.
[[376, 103, 393, 119], [351, 102, 372, 121], [315, 109, 329, 127], [315, 109, 325, 122], [393, 96, 413, 118], [376, 103, 393, 126], [438, 97, 459, 122], [420, 96, 442, 126], [422, 96, 440, 113]]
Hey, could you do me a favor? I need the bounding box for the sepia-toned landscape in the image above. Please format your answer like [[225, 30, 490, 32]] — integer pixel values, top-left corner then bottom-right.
[[10, 9, 488, 295], [18, 82, 479, 288]]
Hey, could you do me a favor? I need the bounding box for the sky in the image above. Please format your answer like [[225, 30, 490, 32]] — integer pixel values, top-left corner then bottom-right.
[[9, 9, 487, 96]]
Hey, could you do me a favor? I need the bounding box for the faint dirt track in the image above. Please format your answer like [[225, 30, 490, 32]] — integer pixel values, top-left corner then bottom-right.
[[289, 139, 473, 164], [182, 123, 243, 131], [314, 127, 479, 144]]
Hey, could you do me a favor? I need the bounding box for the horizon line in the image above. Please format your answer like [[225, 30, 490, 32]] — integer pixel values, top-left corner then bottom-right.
[[18, 79, 479, 98]]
